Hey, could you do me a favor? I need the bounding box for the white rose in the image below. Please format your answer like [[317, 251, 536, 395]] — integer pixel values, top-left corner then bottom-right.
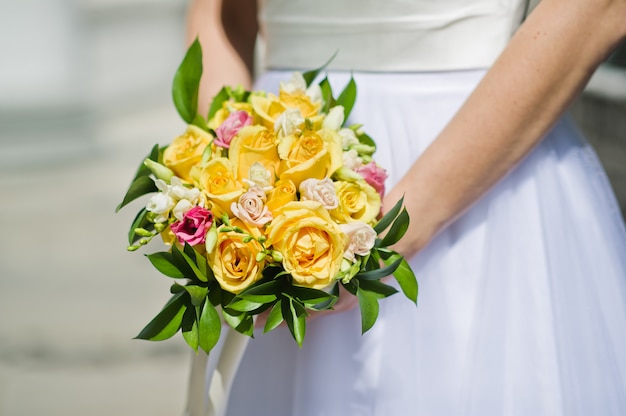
[[322, 106, 345, 131], [231, 187, 273, 227], [299, 178, 339, 210], [274, 108, 304, 137], [339, 128, 360, 149], [342, 149, 363, 171], [340, 221, 377, 262], [244, 162, 273, 190]]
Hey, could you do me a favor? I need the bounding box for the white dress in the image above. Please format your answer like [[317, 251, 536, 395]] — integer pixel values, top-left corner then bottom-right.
[[218, 1, 626, 414]]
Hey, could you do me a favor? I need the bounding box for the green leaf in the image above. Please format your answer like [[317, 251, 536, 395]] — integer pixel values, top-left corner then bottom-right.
[[319, 77, 335, 113], [336, 76, 357, 121], [384, 253, 418, 304], [127, 208, 153, 245], [237, 293, 277, 304], [128, 144, 160, 186], [357, 286, 379, 334], [184, 243, 211, 280], [355, 257, 403, 281], [178, 244, 208, 282], [135, 292, 186, 341], [263, 300, 284, 333], [373, 196, 405, 234], [358, 279, 398, 298], [357, 131, 376, 149], [312, 282, 339, 311], [207, 87, 230, 121], [233, 313, 255, 337], [191, 113, 208, 132], [302, 51, 338, 87], [173, 38, 203, 124], [238, 279, 283, 297], [181, 307, 198, 352], [183, 285, 209, 307], [146, 252, 185, 278], [198, 299, 221, 354], [222, 308, 245, 330], [379, 208, 410, 247], [291, 286, 336, 308], [227, 298, 266, 312], [282, 297, 306, 348], [170, 283, 185, 294], [117, 175, 158, 213]]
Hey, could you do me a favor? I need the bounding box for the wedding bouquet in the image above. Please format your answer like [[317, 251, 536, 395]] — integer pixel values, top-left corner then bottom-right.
[[116, 40, 417, 355]]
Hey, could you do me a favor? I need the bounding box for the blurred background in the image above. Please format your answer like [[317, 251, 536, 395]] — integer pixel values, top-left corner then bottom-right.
[[0, 1, 625, 415]]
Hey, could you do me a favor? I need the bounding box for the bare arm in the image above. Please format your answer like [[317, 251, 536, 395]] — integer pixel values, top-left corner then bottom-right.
[[385, 0, 626, 257], [186, 0, 258, 116]]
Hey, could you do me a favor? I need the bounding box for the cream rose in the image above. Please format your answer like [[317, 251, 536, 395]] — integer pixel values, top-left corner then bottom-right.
[[340, 221, 377, 262], [231, 187, 273, 227], [299, 178, 339, 210]]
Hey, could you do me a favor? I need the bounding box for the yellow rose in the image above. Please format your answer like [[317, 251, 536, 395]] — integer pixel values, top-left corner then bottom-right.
[[250, 94, 287, 130], [162, 125, 212, 182], [207, 108, 229, 131], [190, 157, 244, 217], [279, 90, 321, 119], [277, 128, 343, 187], [266, 179, 297, 215], [229, 125, 280, 185], [207, 102, 253, 130], [332, 180, 382, 225], [208, 219, 265, 293], [266, 201, 347, 289]]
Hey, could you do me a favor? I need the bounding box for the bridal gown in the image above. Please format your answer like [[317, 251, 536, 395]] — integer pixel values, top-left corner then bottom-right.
[[212, 0, 626, 414]]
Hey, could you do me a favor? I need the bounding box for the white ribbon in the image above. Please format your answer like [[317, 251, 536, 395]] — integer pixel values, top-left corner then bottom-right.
[[183, 327, 252, 416]]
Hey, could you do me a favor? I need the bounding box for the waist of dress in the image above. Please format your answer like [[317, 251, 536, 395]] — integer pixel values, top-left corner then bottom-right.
[[260, 13, 517, 72]]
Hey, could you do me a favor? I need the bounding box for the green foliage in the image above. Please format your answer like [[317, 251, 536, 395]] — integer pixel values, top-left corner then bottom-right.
[[374, 196, 405, 235], [283, 296, 307, 348], [146, 252, 185, 279], [336, 77, 357, 121], [302, 51, 338, 86], [135, 292, 187, 341], [172, 38, 203, 124], [356, 284, 379, 334], [198, 299, 221, 353], [123, 43, 418, 354], [117, 176, 157, 214], [207, 87, 229, 122]]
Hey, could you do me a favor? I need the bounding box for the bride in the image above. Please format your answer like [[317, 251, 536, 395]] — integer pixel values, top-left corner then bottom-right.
[[186, 0, 626, 414]]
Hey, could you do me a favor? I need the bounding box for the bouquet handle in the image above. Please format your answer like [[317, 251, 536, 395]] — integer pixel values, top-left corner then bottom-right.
[[184, 327, 252, 416]]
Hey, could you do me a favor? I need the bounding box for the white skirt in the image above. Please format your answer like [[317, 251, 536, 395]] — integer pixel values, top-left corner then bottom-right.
[[220, 69, 626, 415]]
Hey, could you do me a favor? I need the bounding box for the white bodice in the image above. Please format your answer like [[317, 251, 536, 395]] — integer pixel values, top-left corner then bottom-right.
[[258, 0, 529, 71]]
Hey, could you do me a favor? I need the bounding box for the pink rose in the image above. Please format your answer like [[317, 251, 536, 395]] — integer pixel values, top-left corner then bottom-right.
[[170, 206, 214, 246], [214, 111, 253, 148], [357, 162, 388, 198]]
